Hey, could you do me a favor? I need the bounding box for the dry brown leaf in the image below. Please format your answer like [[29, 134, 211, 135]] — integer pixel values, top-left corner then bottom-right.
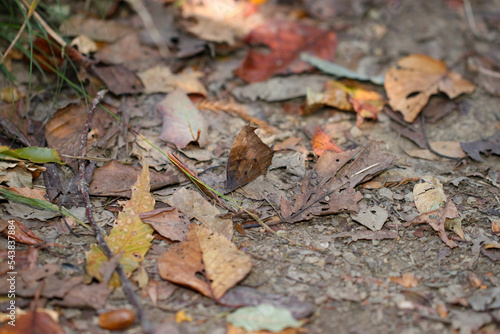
[[89, 160, 180, 198], [157, 89, 208, 149], [390, 272, 419, 288], [157, 224, 252, 300], [385, 54, 475, 122], [410, 199, 459, 248], [168, 188, 233, 240], [138, 66, 207, 95], [281, 142, 396, 224], [139, 207, 190, 242], [180, 0, 262, 45]]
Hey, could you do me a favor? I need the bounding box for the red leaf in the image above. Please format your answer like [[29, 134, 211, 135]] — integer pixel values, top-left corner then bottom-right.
[[234, 20, 336, 82], [311, 125, 343, 156]]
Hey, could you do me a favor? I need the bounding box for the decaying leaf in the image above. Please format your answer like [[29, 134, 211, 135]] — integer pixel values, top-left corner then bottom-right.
[[385, 54, 475, 122], [180, 0, 262, 45], [461, 131, 500, 162], [226, 126, 274, 192], [226, 304, 303, 333], [1, 219, 43, 245], [138, 66, 207, 95], [168, 188, 233, 240], [157, 224, 252, 300], [390, 272, 419, 288], [350, 200, 389, 231], [0, 309, 65, 334], [412, 175, 463, 247], [305, 81, 385, 125], [311, 125, 343, 156], [234, 20, 336, 83], [220, 286, 314, 319], [85, 158, 155, 287], [281, 142, 396, 224], [157, 89, 208, 149], [89, 160, 181, 198], [140, 207, 190, 242], [410, 199, 459, 248]]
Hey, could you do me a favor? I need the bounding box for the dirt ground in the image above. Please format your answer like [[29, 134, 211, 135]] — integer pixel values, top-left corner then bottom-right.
[[1, 1, 500, 333]]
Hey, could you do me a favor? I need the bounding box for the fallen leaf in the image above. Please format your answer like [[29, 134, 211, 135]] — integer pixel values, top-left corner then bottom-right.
[[139, 207, 190, 242], [492, 221, 500, 233], [86, 158, 155, 287], [1, 219, 43, 245], [89, 160, 181, 198], [157, 224, 252, 300], [305, 81, 385, 124], [0, 309, 65, 334], [234, 20, 336, 83], [350, 201, 389, 231], [410, 199, 459, 248], [145, 278, 177, 306], [89, 64, 144, 95], [385, 54, 475, 122], [390, 272, 419, 288], [157, 89, 208, 149], [60, 14, 132, 42], [45, 101, 113, 170], [281, 142, 396, 224], [57, 283, 111, 309], [175, 310, 193, 324], [226, 324, 298, 334], [168, 188, 233, 240], [180, 0, 262, 45], [226, 126, 274, 192], [219, 286, 314, 319], [0, 146, 62, 164], [226, 304, 303, 332], [461, 130, 500, 162], [231, 75, 329, 102], [300, 52, 385, 85], [413, 175, 464, 243], [413, 176, 447, 213], [138, 66, 207, 95], [311, 125, 343, 156]]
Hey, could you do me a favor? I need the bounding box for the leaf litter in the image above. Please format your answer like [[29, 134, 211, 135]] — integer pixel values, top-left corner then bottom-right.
[[1, 1, 499, 333]]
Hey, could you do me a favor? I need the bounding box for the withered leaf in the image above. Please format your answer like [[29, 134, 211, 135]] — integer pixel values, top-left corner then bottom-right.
[[139, 207, 190, 242], [281, 142, 396, 224], [89, 160, 180, 198], [384, 54, 475, 123], [157, 224, 252, 300], [410, 199, 459, 248], [1, 309, 65, 334], [226, 126, 274, 192], [234, 20, 336, 83], [461, 131, 500, 162]]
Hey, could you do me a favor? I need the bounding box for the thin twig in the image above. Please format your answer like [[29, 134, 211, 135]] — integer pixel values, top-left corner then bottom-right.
[[420, 116, 461, 161], [77, 91, 153, 334]]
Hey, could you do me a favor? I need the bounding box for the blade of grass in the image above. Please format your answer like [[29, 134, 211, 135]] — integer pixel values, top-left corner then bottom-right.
[[0, 187, 91, 230]]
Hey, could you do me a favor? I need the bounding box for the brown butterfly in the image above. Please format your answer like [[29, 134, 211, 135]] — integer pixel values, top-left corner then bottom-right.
[[226, 126, 274, 192]]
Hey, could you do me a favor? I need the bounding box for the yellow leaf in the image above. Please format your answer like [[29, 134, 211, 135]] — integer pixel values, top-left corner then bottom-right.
[[175, 310, 193, 323], [86, 157, 155, 287]]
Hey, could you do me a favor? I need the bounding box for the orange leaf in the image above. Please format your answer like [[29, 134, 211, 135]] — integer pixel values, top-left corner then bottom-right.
[[385, 54, 475, 122], [311, 125, 343, 156], [158, 224, 252, 300]]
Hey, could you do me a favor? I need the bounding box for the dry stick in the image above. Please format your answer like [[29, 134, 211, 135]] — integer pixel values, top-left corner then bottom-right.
[[420, 115, 461, 161], [77, 91, 153, 334]]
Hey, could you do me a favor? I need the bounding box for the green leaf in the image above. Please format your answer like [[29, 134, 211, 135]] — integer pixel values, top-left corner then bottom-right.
[[0, 187, 90, 230], [300, 53, 385, 85], [227, 304, 303, 332], [0, 146, 62, 163]]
